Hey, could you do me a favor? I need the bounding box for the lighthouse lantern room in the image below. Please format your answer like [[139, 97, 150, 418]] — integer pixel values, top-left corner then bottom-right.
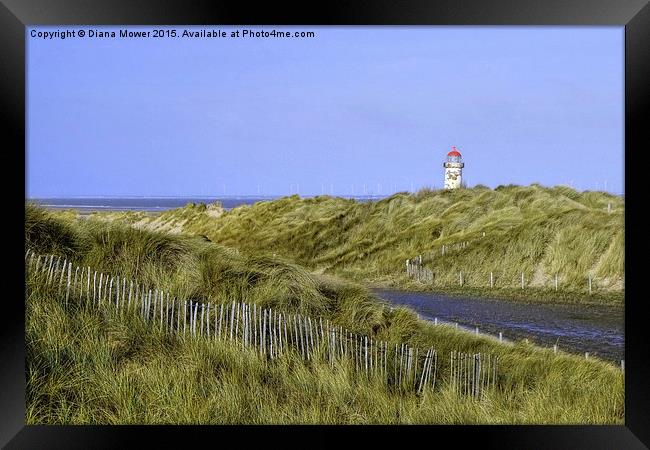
[[443, 146, 464, 190]]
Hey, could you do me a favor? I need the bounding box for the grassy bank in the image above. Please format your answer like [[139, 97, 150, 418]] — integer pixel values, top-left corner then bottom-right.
[[369, 283, 623, 306], [82, 184, 624, 304], [26, 204, 623, 424]]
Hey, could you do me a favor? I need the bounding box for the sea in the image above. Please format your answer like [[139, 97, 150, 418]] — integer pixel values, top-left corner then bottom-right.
[[28, 195, 389, 213]]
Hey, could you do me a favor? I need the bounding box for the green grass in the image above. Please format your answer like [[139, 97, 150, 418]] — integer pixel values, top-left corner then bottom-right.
[[82, 184, 623, 304], [26, 204, 624, 424], [370, 284, 623, 306]]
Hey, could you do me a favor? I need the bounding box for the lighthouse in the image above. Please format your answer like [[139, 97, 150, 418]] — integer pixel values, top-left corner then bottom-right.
[[443, 146, 464, 190]]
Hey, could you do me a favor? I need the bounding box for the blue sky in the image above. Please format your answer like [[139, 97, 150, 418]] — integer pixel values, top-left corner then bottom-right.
[[26, 26, 624, 197]]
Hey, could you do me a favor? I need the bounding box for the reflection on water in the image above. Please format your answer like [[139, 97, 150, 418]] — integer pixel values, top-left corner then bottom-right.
[[373, 289, 623, 362]]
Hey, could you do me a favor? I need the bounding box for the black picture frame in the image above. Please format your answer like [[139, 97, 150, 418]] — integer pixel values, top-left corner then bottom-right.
[[2, 0, 648, 448]]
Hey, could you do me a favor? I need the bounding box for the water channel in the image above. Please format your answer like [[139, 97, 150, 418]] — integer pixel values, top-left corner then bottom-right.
[[373, 289, 624, 362]]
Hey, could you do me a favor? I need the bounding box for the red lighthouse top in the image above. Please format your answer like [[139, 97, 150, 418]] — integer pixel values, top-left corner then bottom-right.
[[447, 146, 462, 157]]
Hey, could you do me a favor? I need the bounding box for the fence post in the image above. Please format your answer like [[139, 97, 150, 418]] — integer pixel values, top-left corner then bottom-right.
[[65, 263, 72, 306], [309, 316, 316, 359], [91, 271, 96, 304], [555, 274, 558, 291], [301, 315, 307, 359], [490, 271, 494, 288], [78, 266, 85, 299], [459, 271, 463, 286], [365, 337, 370, 376], [58, 259, 67, 293], [183, 300, 187, 336], [193, 301, 199, 337], [165, 294, 170, 328], [186, 300, 192, 333], [230, 301, 236, 341], [499, 332, 503, 342], [450, 351, 455, 394], [304, 317, 310, 360], [431, 350, 438, 391], [200, 303, 205, 337], [398, 343, 404, 387], [621, 360, 625, 372], [553, 344, 557, 354], [246, 304, 251, 348], [170, 297, 175, 333], [263, 309, 269, 356], [98, 273, 103, 306], [176, 297, 182, 334], [116, 276, 121, 308], [46, 255, 55, 285], [253, 304, 257, 349], [151, 288, 158, 321], [408, 346, 414, 386], [417, 349, 429, 393], [588, 274, 592, 295], [73, 266, 79, 300], [235, 303, 241, 345], [105, 276, 110, 307], [286, 317, 291, 356], [114, 277, 119, 311], [279, 312, 284, 355], [53, 256, 60, 286], [188, 300, 193, 335], [121, 279, 126, 313], [521, 272, 524, 290]]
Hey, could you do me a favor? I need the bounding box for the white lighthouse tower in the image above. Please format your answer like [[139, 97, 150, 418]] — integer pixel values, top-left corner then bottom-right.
[[443, 146, 464, 190]]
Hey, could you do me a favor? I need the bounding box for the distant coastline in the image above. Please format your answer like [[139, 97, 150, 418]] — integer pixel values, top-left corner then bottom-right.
[[27, 195, 390, 213]]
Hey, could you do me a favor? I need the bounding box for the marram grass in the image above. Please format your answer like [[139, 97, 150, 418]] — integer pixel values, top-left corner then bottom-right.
[[25, 204, 623, 424], [81, 184, 623, 303]]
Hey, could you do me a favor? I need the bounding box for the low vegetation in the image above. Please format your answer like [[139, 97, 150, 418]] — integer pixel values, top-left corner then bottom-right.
[[84, 185, 624, 304], [26, 204, 623, 424]]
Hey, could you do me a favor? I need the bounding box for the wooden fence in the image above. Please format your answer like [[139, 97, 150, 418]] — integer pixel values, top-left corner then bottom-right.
[[24, 249, 500, 398], [406, 250, 607, 293], [450, 351, 499, 399], [406, 256, 433, 283]]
